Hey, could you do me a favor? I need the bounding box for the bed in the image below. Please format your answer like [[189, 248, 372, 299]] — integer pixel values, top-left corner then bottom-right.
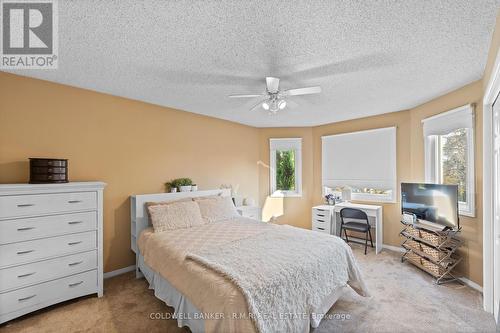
[[130, 190, 368, 333]]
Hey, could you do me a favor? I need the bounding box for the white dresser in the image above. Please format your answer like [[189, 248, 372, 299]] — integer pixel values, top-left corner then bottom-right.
[[0, 182, 105, 324], [312, 205, 335, 234]]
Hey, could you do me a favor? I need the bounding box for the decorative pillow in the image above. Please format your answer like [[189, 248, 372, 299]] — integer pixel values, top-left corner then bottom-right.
[[145, 198, 193, 219], [147, 200, 204, 232], [196, 196, 238, 223]]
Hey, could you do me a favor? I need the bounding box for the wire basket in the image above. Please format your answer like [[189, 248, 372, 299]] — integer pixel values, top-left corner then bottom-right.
[[406, 252, 447, 277], [405, 224, 447, 247], [404, 239, 448, 261]]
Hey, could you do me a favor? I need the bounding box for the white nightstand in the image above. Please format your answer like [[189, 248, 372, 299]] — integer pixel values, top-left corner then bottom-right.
[[236, 206, 262, 221]]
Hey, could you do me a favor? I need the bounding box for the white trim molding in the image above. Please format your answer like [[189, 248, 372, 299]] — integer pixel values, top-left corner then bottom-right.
[[103, 265, 136, 279], [459, 277, 483, 293], [269, 138, 303, 198], [482, 48, 500, 317], [382, 244, 405, 253]]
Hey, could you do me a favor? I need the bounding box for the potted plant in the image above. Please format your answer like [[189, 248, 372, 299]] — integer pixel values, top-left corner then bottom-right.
[[191, 184, 198, 192], [174, 178, 193, 192], [165, 181, 177, 193]]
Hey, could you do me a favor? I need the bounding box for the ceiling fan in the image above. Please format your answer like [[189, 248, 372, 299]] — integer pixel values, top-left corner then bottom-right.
[[229, 77, 321, 114]]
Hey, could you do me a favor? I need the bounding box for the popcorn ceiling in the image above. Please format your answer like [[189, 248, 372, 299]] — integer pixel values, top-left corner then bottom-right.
[[7, 0, 500, 127]]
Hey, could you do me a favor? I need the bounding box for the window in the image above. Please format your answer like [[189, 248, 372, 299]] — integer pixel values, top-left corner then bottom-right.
[[321, 127, 397, 203], [270, 138, 302, 197], [423, 105, 475, 217]]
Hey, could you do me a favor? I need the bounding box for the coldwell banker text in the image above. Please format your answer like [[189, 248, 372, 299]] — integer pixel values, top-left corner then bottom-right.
[[1, 0, 58, 69]]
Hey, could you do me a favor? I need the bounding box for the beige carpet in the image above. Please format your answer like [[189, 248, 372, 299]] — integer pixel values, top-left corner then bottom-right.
[[1, 244, 495, 333]]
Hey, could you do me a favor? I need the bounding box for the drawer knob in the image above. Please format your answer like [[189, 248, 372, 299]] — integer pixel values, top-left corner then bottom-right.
[[18, 294, 36, 302], [68, 241, 82, 246], [17, 227, 35, 231], [17, 204, 34, 208], [68, 261, 83, 266], [18, 272, 36, 278], [68, 221, 83, 225], [68, 200, 82, 204], [68, 281, 84, 287], [17, 250, 34, 255]]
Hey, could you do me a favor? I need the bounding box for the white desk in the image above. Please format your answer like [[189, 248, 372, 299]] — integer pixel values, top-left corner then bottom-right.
[[333, 202, 383, 254]]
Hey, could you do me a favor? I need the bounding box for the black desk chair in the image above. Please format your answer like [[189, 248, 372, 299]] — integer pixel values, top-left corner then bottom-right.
[[339, 207, 373, 255]]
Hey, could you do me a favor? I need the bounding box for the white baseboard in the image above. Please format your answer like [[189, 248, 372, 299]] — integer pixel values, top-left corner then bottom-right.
[[459, 277, 483, 293], [382, 244, 405, 253], [103, 265, 136, 279]]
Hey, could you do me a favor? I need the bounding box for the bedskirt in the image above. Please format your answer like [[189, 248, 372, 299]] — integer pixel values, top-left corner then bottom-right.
[[138, 253, 205, 333]]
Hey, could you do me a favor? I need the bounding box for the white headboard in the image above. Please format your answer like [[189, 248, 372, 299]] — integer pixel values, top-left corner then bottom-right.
[[130, 189, 231, 255]]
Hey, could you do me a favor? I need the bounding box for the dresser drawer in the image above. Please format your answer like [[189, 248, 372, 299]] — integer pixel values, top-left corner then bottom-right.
[[0, 270, 97, 316], [0, 212, 97, 245], [0, 250, 96, 292], [312, 208, 331, 220], [0, 231, 96, 268], [312, 220, 331, 233], [312, 215, 329, 224], [312, 225, 331, 234], [0, 192, 97, 219]]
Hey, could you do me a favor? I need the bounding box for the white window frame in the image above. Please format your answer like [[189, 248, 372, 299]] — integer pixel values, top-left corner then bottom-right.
[[423, 105, 475, 217], [270, 138, 302, 198]]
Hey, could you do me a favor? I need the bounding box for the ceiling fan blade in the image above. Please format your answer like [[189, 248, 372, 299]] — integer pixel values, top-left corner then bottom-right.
[[229, 93, 265, 98], [284, 86, 322, 96], [266, 77, 280, 93]]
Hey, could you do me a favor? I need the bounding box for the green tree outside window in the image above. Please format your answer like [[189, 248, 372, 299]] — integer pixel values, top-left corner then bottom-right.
[[440, 128, 467, 202], [276, 150, 296, 191]]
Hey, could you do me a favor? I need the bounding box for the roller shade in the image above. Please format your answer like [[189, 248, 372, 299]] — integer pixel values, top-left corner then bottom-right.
[[321, 127, 397, 201], [422, 104, 474, 136]]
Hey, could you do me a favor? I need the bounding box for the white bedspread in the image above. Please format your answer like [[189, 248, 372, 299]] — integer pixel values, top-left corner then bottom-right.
[[186, 224, 368, 333], [138, 218, 368, 333]]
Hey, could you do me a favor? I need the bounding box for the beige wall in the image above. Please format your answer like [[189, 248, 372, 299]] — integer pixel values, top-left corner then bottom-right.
[[0, 72, 261, 272]]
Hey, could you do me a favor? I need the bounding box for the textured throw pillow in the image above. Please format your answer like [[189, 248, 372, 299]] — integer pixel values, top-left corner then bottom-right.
[[196, 196, 238, 223], [145, 198, 193, 219], [148, 200, 204, 232]]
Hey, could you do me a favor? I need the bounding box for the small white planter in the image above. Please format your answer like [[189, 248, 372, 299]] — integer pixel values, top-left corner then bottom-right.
[[170, 188, 178, 193], [179, 185, 192, 192], [191, 185, 198, 192]]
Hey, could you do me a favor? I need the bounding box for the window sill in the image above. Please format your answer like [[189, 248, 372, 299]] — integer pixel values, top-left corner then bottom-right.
[[459, 210, 476, 218], [459, 202, 475, 218], [270, 191, 302, 198], [351, 193, 395, 203]]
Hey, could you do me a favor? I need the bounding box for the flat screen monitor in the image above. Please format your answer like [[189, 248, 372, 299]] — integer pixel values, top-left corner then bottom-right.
[[401, 183, 459, 230]]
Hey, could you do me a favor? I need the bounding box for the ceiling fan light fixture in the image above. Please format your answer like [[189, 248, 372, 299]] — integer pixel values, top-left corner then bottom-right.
[[270, 100, 279, 113], [262, 101, 270, 110], [278, 99, 287, 110]]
